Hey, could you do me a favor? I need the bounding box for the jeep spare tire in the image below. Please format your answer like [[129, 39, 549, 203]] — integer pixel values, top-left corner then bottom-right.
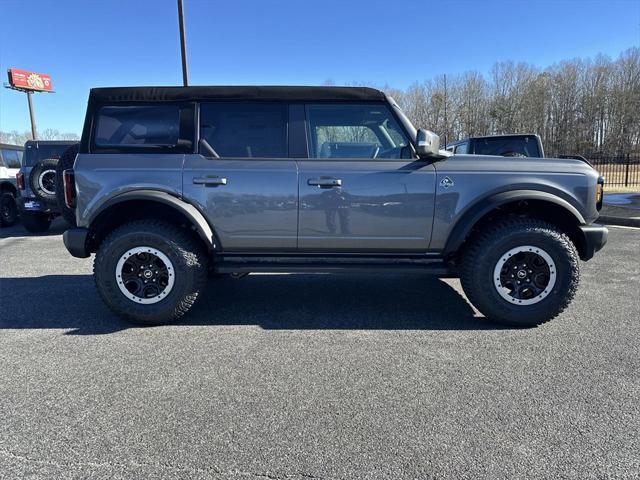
[[29, 158, 60, 205], [55, 143, 80, 227]]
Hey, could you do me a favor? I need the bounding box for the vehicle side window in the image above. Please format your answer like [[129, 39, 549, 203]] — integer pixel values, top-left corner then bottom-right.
[[199, 103, 288, 158], [1, 149, 21, 168], [306, 104, 410, 159], [455, 142, 469, 154], [94, 105, 181, 148]]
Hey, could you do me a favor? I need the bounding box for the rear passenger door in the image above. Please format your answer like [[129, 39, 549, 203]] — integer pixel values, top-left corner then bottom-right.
[[297, 103, 436, 252], [182, 102, 298, 252]]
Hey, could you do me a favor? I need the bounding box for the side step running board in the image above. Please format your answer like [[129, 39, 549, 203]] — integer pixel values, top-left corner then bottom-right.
[[213, 257, 456, 276]]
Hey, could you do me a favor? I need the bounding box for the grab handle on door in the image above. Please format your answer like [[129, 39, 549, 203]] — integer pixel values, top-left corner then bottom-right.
[[193, 176, 227, 186], [307, 177, 342, 188]]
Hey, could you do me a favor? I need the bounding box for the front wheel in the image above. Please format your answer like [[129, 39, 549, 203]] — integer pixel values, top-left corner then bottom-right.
[[461, 218, 580, 327], [94, 220, 208, 325]]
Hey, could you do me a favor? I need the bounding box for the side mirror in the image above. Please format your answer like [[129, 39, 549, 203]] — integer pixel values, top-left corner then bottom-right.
[[416, 129, 440, 157]]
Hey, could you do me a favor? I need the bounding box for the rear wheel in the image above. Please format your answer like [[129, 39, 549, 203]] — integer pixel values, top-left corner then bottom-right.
[[21, 211, 52, 233], [0, 192, 18, 227], [460, 218, 580, 327], [94, 220, 208, 325]]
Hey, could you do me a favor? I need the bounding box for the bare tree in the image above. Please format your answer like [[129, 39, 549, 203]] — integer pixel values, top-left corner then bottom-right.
[[380, 47, 639, 155]]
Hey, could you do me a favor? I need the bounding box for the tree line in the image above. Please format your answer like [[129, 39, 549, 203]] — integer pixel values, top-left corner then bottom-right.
[[0, 129, 79, 145], [385, 47, 639, 157]]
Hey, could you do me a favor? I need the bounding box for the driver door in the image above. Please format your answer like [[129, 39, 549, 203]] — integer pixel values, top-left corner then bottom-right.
[[297, 103, 436, 252]]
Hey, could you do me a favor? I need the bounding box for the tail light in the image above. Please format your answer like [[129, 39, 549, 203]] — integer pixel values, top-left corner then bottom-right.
[[596, 176, 604, 211], [63, 169, 76, 208], [16, 171, 25, 190]]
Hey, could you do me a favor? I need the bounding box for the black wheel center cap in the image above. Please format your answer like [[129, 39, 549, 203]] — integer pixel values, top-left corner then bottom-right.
[[517, 270, 527, 279], [143, 269, 154, 279]]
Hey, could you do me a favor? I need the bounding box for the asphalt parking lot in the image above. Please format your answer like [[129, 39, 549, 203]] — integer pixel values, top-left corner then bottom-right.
[[0, 220, 638, 480]]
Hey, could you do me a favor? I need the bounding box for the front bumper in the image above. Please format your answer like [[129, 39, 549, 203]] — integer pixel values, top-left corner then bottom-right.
[[578, 224, 608, 261], [63, 227, 90, 258]]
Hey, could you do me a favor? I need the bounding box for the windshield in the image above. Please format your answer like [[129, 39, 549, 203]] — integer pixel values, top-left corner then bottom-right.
[[24, 143, 76, 167], [473, 136, 541, 157]]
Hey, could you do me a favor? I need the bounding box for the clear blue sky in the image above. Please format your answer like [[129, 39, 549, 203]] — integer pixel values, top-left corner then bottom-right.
[[1, 0, 638, 135]]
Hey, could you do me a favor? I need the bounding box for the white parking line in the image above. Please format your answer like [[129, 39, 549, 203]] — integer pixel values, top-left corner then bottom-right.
[[606, 224, 640, 230]]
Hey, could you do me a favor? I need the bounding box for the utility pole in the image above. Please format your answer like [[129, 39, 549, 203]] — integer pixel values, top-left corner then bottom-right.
[[26, 91, 38, 140], [177, 0, 189, 86]]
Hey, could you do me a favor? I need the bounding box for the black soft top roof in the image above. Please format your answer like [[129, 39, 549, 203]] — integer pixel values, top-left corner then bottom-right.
[[88, 86, 387, 104]]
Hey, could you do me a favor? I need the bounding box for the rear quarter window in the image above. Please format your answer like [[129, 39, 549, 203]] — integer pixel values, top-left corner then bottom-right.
[[24, 144, 75, 167], [94, 105, 180, 147]]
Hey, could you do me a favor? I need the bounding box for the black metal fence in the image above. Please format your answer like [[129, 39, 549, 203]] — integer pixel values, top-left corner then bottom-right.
[[588, 154, 640, 187]]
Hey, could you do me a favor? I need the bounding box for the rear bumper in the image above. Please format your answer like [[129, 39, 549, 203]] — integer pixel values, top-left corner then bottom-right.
[[63, 227, 90, 258], [578, 224, 608, 261], [16, 196, 59, 215]]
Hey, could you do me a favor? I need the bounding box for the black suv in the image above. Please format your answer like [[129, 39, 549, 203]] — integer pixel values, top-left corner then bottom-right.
[[16, 140, 78, 232], [446, 134, 544, 157]]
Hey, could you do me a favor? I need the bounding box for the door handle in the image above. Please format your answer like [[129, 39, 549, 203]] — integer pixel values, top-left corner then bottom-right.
[[193, 176, 227, 186], [307, 177, 342, 188]]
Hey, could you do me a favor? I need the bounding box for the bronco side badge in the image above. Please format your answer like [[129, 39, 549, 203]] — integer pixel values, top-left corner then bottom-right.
[[440, 176, 454, 189]]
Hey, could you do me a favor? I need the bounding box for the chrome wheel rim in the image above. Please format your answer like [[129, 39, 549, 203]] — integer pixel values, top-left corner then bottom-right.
[[38, 169, 56, 195], [115, 246, 175, 304], [493, 245, 556, 306]]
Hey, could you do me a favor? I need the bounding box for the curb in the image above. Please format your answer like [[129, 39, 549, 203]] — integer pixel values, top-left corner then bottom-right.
[[597, 215, 640, 228]]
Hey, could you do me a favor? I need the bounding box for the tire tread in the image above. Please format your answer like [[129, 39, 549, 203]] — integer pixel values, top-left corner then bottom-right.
[[460, 217, 580, 327], [94, 219, 208, 325]]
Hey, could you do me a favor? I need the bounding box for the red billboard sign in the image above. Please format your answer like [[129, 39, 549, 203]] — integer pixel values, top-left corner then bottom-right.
[[7, 68, 53, 92]]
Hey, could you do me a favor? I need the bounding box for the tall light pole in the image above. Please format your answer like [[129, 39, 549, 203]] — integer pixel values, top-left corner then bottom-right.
[[26, 91, 38, 140], [177, 0, 189, 86]]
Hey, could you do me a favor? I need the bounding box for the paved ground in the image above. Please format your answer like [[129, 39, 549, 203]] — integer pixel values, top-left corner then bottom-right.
[[604, 193, 640, 210], [0, 220, 638, 479]]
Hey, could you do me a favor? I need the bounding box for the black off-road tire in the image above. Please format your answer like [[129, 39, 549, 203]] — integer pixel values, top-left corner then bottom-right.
[[29, 158, 60, 205], [0, 192, 18, 227], [94, 220, 208, 325], [21, 211, 52, 233], [55, 144, 80, 227], [460, 218, 580, 327]]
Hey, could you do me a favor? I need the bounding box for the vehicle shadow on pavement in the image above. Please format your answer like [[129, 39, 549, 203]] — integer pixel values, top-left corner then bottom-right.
[[0, 275, 129, 335], [0, 218, 68, 239], [0, 273, 502, 334], [191, 273, 500, 330]]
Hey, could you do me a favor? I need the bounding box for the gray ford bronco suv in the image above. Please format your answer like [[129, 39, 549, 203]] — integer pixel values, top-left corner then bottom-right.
[[62, 86, 607, 327]]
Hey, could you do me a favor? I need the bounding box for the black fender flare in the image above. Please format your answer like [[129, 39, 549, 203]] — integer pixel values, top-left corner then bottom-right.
[[89, 190, 218, 250], [443, 189, 586, 255]]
